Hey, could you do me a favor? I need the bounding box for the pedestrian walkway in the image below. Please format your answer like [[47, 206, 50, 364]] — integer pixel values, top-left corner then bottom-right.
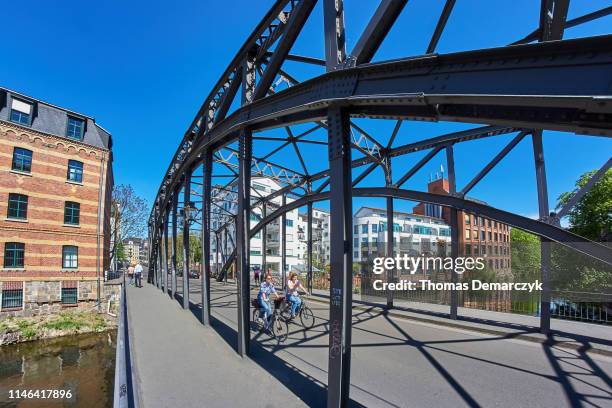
[[125, 283, 308, 408]]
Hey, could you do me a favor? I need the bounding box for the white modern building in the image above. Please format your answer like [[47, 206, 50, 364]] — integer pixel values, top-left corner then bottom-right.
[[210, 177, 302, 275], [352, 207, 452, 263], [296, 208, 330, 266], [210, 185, 452, 277]]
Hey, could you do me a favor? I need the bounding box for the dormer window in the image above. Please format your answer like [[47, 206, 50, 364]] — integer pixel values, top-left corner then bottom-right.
[[10, 99, 32, 126], [66, 116, 85, 140]]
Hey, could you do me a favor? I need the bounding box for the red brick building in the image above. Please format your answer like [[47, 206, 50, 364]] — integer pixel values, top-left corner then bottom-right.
[[0, 87, 113, 315], [413, 177, 511, 275]]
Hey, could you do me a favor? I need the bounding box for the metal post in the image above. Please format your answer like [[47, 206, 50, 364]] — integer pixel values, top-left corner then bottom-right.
[[262, 202, 267, 272], [323, 0, 346, 71], [532, 130, 551, 334], [386, 195, 394, 308], [307, 201, 313, 293], [236, 128, 252, 357], [202, 149, 212, 326], [224, 230, 228, 283], [182, 173, 191, 310], [162, 212, 169, 295], [447, 145, 459, 320], [281, 195, 287, 291], [172, 195, 178, 299], [215, 233, 220, 276], [326, 105, 353, 408]]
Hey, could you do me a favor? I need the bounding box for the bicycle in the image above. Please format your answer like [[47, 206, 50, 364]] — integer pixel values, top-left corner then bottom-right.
[[281, 295, 315, 329], [251, 297, 289, 343]]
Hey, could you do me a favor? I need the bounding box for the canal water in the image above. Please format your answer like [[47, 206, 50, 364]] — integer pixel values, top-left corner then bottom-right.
[[0, 332, 116, 407]]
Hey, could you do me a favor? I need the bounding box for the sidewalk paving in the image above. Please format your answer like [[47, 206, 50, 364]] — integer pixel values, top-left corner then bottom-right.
[[125, 283, 308, 408]]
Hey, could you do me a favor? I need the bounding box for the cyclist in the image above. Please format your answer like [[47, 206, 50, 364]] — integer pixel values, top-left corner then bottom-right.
[[258, 273, 278, 330], [286, 272, 310, 319]]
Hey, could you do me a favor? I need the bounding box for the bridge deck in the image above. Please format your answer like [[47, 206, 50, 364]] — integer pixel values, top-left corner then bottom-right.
[[128, 278, 612, 407], [125, 283, 308, 408]]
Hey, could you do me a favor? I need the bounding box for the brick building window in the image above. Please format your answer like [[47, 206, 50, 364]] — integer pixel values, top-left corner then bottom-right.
[[10, 99, 32, 126], [64, 202, 80, 225], [61, 281, 78, 305], [12, 147, 33, 173], [62, 246, 78, 269], [8, 193, 28, 219], [4, 242, 25, 268], [1, 282, 23, 310], [66, 116, 85, 140], [67, 160, 83, 183]]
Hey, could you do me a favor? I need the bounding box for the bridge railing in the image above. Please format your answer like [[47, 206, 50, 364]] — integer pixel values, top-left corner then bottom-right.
[[113, 283, 138, 408]]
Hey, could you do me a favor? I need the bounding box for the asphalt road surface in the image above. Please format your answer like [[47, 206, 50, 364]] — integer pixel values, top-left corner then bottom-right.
[[173, 278, 612, 407]]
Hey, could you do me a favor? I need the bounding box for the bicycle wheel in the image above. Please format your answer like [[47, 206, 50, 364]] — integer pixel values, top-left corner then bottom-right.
[[271, 315, 289, 343], [300, 305, 315, 329], [252, 309, 264, 332]]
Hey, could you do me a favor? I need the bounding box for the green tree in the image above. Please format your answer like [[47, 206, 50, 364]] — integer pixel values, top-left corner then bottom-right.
[[110, 185, 148, 266], [554, 169, 612, 293], [556, 169, 611, 241], [116, 241, 127, 262], [175, 233, 202, 269], [510, 228, 540, 282]]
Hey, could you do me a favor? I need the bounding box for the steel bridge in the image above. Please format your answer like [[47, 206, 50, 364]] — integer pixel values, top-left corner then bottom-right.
[[145, 1, 612, 406]]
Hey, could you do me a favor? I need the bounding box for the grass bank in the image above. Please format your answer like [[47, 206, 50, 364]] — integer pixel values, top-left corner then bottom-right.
[[0, 311, 117, 346]]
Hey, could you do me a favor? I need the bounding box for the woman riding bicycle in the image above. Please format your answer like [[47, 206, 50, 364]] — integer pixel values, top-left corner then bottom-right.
[[258, 273, 278, 330], [286, 272, 310, 319]]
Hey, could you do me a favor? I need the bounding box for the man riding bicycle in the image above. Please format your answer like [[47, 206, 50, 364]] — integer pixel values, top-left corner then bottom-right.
[[286, 272, 310, 319], [258, 273, 278, 330]]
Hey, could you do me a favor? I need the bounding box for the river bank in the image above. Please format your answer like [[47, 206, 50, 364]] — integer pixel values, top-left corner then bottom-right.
[[0, 310, 117, 346]]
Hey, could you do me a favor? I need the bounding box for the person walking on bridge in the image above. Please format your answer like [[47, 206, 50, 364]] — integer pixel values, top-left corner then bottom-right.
[[134, 262, 143, 288], [127, 264, 135, 286]]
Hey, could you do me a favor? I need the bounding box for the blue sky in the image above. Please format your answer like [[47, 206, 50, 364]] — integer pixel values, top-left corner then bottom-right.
[[2, 0, 610, 219]]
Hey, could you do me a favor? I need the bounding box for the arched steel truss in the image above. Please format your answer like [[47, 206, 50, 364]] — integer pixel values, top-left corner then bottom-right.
[[147, 1, 612, 406]]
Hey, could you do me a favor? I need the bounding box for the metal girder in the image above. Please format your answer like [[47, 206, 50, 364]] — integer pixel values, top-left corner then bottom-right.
[[172, 195, 178, 298], [172, 36, 612, 185], [201, 149, 212, 326], [513, 6, 612, 45], [539, 0, 570, 41], [427, 0, 456, 53], [249, 188, 612, 266], [350, 0, 408, 65], [254, 125, 518, 209], [254, 0, 316, 100], [446, 145, 459, 320], [460, 131, 529, 196], [151, 34, 612, 225], [532, 130, 552, 333], [324, 0, 347, 71], [182, 173, 191, 310], [264, 52, 326, 66], [326, 106, 353, 408], [163, 211, 169, 294], [236, 130, 252, 356], [215, 148, 306, 188], [555, 157, 612, 221], [394, 146, 444, 188]]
